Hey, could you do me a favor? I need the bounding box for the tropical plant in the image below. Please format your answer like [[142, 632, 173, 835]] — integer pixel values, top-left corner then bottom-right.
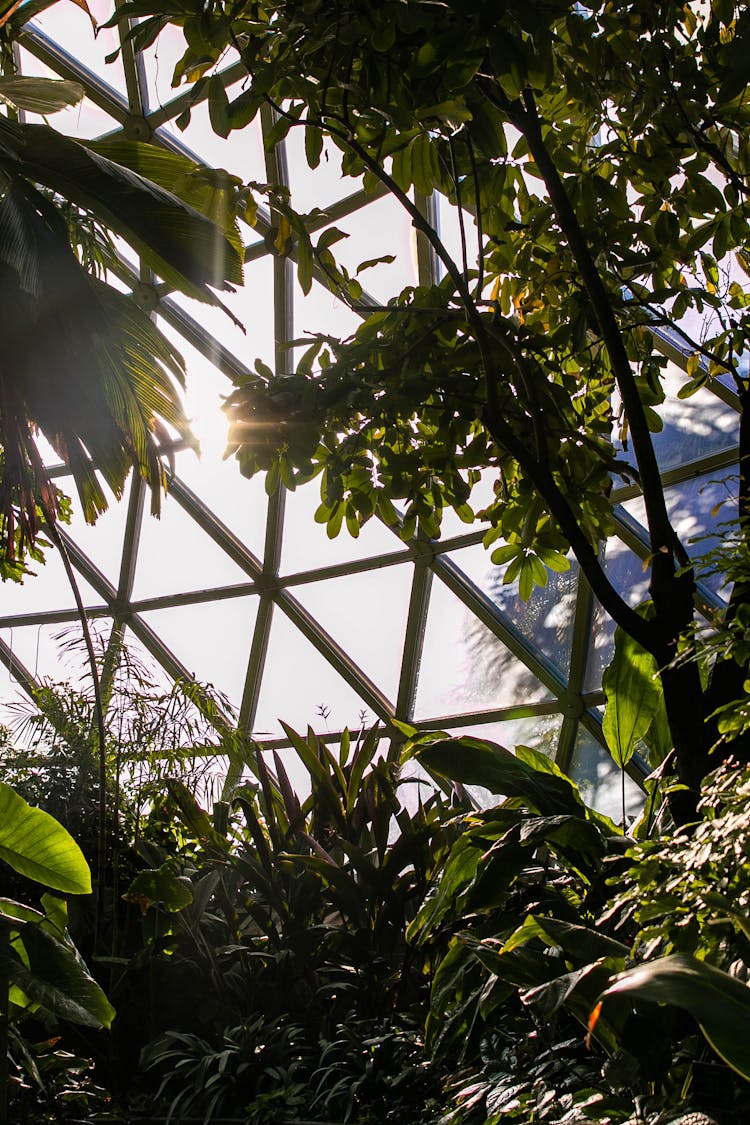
[[0, 779, 113, 1124], [407, 732, 750, 1125], [108, 0, 750, 822], [114, 723, 456, 1121], [2, 647, 238, 977], [0, 1, 244, 577]]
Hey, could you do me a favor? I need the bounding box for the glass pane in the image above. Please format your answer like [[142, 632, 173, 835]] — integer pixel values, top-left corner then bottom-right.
[[414, 576, 554, 720], [568, 726, 643, 823], [132, 490, 255, 601], [450, 543, 578, 676], [254, 606, 378, 739], [292, 565, 412, 701], [140, 597, 259, 711]]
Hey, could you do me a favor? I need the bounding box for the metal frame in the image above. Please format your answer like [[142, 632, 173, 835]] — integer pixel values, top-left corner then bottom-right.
[[0, 19, 740, 805]]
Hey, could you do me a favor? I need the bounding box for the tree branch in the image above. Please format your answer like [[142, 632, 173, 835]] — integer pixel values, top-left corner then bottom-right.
[[510, 91, 677, 559], [262, 94, 662, 655]]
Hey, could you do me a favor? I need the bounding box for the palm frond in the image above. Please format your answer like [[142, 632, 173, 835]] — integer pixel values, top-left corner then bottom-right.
[[0, 175, 195, 560]]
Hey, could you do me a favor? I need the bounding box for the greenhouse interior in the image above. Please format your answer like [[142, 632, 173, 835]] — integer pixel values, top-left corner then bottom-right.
[[0, 1, 748, 1122]]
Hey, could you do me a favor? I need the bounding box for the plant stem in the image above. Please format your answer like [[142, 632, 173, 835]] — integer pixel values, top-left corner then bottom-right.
[[41, 507, 108, 950]]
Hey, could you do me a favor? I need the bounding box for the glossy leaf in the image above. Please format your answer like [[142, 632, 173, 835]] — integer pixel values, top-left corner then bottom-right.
[[602, 626, 662, 769], [3, 925, 115, 1028], [501, 914, 629, 962], [0, 782, 90, 894], [124, 862, 194, 914], [593, 954, 750, 1080], [416, 735, 585, 817]]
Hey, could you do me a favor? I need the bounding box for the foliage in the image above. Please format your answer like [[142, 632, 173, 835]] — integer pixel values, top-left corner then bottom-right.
[[7, 1028, 120, 1125], [407, 733, 750, 1124], [3, 640, 230, 855], [107, 0, 750, 819], [0, 5, 244, 575], [609, 758, 750, 967], [114, 723, 457, 1121], [0, 776, 113, 1122]]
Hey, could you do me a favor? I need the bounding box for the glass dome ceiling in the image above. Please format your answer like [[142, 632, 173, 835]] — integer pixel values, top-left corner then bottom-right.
[[0, 4, 740, 818]]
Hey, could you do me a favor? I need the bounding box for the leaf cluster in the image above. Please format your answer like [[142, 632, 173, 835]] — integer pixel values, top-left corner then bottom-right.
[[107, 0, 750, 602]]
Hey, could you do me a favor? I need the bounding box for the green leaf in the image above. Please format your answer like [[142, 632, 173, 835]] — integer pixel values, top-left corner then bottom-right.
[[297, 235, 314, 295], [0, 76, 84, 114], [502, 914, 629, 961], [0, 898, 43, 927], [0, 783, 91, 894], [356, 254, 396, 275], [165, 779, 229, 850], [207, 74, 231, 137], [416, 736, 585, 817], [602, 626, 662, 768], [594, 954, 750, 1080], [123, 862, 194, 914], [3, 925, 114, 1029], [305, 124, 324, 169], [523, 961, 614, 1020]]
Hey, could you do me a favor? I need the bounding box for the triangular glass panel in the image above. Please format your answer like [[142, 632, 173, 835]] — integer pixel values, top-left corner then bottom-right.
[[292, 564, 412, 701], [62, 491, 131, 591], [158, 255, 274, 379], [284, 130, 365, 212], [16, 44, 125, 139], [4, 542, 106, 616], [0, 618, 111, 699], [325, 194, 418, 304], [280, 481, 403, 574], [253, 606, 378, 740], [584, 535, 650, 694], [293, 275, 361, 350], [140, 596, 259, 712], [158, 97, 268, 187], [568, 726, 643, 823], [413, 576, 555, 721], [648, 362, 738, 472], [177, 456, 270, 565], [449, 542, 578, 676], [438, 714, 564, 757], [621, 465, 737, 599], [131, 488, 257, 601], [24, 8, 129, 102]]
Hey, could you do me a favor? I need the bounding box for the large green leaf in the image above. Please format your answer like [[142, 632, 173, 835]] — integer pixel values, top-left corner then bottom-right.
[[602, 626, 662, 768], [0, 782, 91, 894], [0, 175, 193, 547], [502, 914, 629, 962], [86, 138, 244, 262], [594, 954, 750, 1080], [416, 736, 585, 817], [3, 925, 114, 1028]]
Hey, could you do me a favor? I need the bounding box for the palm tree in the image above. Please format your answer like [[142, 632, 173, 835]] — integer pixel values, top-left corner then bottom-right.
[[0, 85, 244, 575]]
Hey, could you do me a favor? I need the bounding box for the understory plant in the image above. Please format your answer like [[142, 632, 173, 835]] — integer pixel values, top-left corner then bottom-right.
[[407, 732, 750, 1125], [0, 780, 113, 1124], [111, 722, 459, 1122]]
